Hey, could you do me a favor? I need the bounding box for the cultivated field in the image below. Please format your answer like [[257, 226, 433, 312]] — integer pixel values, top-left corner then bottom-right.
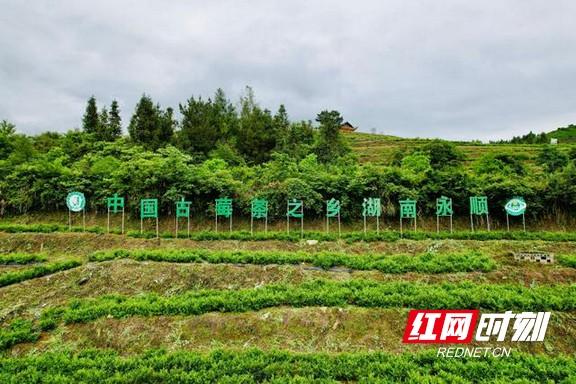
[[1, 225, 575, 382], [345, 132, 575, 167]]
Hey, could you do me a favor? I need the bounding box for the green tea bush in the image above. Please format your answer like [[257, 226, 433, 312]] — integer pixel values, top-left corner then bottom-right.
[[40, 280, 576, 326], [0, 253, 47, 265], [0, 349, 574, 383], [0, 261, 81, 287], [3, 222, 576, 242], [90, 249, 497, 274], [558, 255, 576, 268], [0, 320, 39, 351]]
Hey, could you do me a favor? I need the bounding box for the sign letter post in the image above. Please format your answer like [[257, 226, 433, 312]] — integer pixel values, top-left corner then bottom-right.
[[287, 199, 304, 238], [215, 197, 233, 233], [399, 199, 417, 234], [470, 196, 490, 232], [505, 197, 527, 232], [326, 198, 341, 236], [66, 191, 86, 232], [251, 198, 268, 235], [140, 199, 159, 238], [106, 193, 125, 234], [175, 197, 192, 238]]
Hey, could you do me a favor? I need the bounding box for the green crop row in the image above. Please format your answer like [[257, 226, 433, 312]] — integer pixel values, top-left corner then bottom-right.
[[557, 255, 576, 268], [0, 348, 574, 383], [90, 249, 497, 274], [2, 222, 576, 242], [0, 261, 81, 288], [0, 253, 47, 265], [38, 279, 576, 330]]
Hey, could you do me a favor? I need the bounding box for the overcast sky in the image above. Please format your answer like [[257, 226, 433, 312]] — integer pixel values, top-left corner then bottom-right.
[[1, 0, 576, 141]]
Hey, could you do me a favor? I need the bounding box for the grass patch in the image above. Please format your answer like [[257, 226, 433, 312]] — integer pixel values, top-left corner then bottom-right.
[[90, 249, 497, 274], [0, 348, 574, 383], [0, 261, 81, 288]]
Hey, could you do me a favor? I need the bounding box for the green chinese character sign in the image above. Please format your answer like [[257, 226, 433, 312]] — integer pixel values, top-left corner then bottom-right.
[[470, 196, 488, 216], [436, 196, 453, 217], [106, 194, 125, 234], [362, 198, 381, 234], [470, 196, 490, 232], [251, 198, 268, 234], [287, 199, 304, 237], [326, 198, 340, 218], [362, 198, 381, 218], [175, 197, 192, 238], [176, 197, 191, 218], [287, 199, 303, 218], [141, 199, 158, 219], [436, 196, 453, 233], [399, 199, 417, 233], [215, 197, 233, 232], [107, 194, 124, 214], [140, 199, 159, 237], [399, 199, 416, 219], [251, 199, 268, 219], [326, 198, 341, 235], [215, 198, 233, 218], [505, 197, 526, 232]]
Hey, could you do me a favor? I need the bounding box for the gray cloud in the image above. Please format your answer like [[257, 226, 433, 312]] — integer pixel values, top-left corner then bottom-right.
[[1, 0, 576, 140]]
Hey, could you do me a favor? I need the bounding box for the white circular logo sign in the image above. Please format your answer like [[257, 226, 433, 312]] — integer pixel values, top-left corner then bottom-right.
[[66, 192, 86, 212], [504, 197, 526, 216]]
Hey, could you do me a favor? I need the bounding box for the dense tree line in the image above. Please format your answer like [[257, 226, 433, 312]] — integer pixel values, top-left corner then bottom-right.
[[1, 89, 576, 224]]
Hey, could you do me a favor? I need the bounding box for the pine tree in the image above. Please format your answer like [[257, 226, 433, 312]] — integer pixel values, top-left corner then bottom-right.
[[128, 94, 173, 149], [98, 107, 109, 140], [236, 86, 276, 163], [179, 89, 236, 157], [108, 100, 122, 139], [82, 96, 99, 134], [273, 105, 290, 153], [314, 110, 348, 163]]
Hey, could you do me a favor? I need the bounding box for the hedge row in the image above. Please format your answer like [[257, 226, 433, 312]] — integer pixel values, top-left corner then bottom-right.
[[90, 249, 497, 274], [0, 261, 81, 288], [0, 253, 47, 265], [39, 279, 576, 329], [2, 223, 576, 242], [0, 349, 574, 383]]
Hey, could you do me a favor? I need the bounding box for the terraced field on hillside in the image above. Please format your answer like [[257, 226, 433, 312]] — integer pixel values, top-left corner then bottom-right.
[[1, 228, 575, 382], [346, 132, 574, 167]]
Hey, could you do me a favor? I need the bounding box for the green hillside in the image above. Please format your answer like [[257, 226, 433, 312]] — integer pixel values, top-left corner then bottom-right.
[[345, 131, 574, 167], [549, 124, 576, 143]]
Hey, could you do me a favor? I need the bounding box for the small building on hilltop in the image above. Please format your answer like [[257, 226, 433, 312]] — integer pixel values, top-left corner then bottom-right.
[[339, 122, 357, 132]]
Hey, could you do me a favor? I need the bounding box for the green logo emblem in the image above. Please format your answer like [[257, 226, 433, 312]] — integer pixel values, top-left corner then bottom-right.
[[505, 197, 526, 216], [66, 192, 86, 212]]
